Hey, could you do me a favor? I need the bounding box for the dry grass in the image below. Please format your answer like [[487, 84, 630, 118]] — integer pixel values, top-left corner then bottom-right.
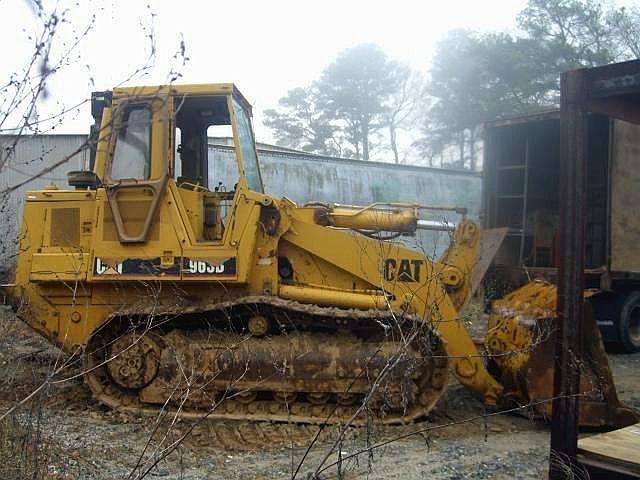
[[0, 309, 84, 479]]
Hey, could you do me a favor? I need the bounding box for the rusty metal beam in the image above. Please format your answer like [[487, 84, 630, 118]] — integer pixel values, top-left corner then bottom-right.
[[588, 97, 640, 125], [549, 69, 588, 480], [585, 59, 640, 99]]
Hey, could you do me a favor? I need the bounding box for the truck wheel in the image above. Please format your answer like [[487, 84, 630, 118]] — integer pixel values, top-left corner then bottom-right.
[[619, 291, 640, 353]]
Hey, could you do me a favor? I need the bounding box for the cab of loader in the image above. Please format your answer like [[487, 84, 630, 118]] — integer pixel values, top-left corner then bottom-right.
[[80, 84, 264, 245]]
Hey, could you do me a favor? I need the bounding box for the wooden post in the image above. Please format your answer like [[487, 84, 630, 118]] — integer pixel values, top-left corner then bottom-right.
[[549, 69, 588, 479]]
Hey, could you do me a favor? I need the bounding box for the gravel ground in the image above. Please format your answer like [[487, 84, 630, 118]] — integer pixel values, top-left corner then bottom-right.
[[0, 308, 637, 480]]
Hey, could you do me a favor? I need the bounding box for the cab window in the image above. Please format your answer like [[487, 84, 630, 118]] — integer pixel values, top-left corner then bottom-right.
[[174, 95, 235, 190], [111, 106, 151, 180], [233, 98, 263, 192]]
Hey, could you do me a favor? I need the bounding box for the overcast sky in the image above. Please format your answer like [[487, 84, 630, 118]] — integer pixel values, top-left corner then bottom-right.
[[1, 0, 636, 144]]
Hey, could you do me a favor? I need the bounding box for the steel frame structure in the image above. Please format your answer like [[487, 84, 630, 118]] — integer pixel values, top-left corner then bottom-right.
[[552, 59, 640, 479]]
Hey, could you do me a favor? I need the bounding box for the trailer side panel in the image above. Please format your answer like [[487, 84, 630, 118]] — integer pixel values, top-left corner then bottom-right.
[[610, 120, 640, 273]]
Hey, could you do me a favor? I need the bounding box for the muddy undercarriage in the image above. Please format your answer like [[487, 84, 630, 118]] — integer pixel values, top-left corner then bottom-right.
[[84, 298, 449, 425]]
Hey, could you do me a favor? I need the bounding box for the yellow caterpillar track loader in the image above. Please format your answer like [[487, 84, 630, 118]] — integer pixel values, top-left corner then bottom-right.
[[3, 84, 636, 427]]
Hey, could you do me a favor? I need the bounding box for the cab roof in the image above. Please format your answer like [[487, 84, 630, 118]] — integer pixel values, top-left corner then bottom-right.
[[111, 83, 253, 115]]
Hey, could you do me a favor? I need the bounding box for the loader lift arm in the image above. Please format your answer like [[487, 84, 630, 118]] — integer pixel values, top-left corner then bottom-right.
[[281, 206, 505, 406]]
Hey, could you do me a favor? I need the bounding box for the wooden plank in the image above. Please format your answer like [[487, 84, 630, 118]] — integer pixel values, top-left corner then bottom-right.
[[578, 454, 640, 479], [578, 423, 640, 474]]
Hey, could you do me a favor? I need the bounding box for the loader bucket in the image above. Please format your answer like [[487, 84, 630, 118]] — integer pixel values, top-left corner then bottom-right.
[[486, 281, 638, 428]]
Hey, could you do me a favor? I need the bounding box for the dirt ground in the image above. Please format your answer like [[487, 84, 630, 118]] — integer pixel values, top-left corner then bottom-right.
[[0, 308, 637, 480]]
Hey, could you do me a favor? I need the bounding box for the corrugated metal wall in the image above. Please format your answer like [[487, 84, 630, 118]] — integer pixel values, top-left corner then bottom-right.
[[210, 146, 480, 212], [0, 135, 481, 265]]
